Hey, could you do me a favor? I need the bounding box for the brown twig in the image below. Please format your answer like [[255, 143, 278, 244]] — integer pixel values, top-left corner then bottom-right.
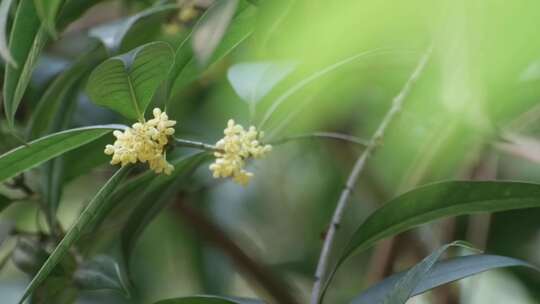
[[311, 47, 432, 304], [173, 197, 300, 304]]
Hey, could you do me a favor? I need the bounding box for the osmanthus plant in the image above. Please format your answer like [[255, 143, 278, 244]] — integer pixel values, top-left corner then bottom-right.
[[0, 1, 539, 304]]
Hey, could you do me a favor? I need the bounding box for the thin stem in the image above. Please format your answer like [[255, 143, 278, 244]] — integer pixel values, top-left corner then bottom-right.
[[269, 132, 369, 147], [310, 47, 433, 304], [173, 137, 219, 152]]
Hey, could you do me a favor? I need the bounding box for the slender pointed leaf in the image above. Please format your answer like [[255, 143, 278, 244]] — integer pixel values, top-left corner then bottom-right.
[[352, 254, 538, 304], [40, 80, 86, 228], [56, 0, 106, 30], [0, 0, 16, 66], [86, 41, 174, 120], [17, 167, 131, 304], [27, 43, 108, 140], [497, 133, 540, 164], [381, 241, 470, 304], [192, 0, 239, 65], [227, 61, 297, 104], [62, 135, 112, 183], [0, 125, 125, 182], [341, 181, 540, 264], [89, 4, 177, 53], [121, 152, 210, 269], [154, 295, 265, 304], [79, 153, 209, 255], [34, 0, 66, 37], [322, 181, 540, 301], [169, 5, 255, 98], [3, 0, 48, 128]]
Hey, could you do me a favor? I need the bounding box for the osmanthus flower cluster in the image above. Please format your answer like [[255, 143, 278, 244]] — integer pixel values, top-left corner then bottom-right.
[[104, 108, 176, 175], [209, 119, 272, 186], [103, 112, 272, 184]]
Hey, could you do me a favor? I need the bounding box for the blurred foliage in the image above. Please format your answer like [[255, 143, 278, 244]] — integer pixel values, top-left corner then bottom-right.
[[1, 0, 540, 304]]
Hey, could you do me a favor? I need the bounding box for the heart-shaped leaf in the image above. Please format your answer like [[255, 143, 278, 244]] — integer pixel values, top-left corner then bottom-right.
[[74, 255, 129, 295], [227, 61, 297, 104], [352, 254, 537, 304], [18, 166, 131, 304], [0, 125, 125, 183], [86, 41, 174, 120], [153, 295, 265, 304], [192, 0, 239, 65]]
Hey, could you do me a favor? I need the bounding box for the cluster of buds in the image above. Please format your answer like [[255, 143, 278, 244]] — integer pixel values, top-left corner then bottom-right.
[[104, 108, 176, 175], [209, 119, 272, 186]]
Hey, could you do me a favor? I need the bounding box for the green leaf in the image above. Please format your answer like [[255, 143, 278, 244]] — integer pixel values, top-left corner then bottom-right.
[[89, 4, 177, 53], [319, 181, 540, 302], [227, 61, 297, 104], [192, 0, 239, 65], [62, 134, 113, 183], [17, 167, 131, 304], [0, 125, 125, 183], [341, 181, 540, 263], [259, 48, 398, 128], [73, 255, 130, 295], [381, 241, 471, 304], [56, 0, 106, 30], [169, 5, 255, 98], [352, 254, 538, 304], [40, 78, 85, 229], [34, 0, 66, 37], [153, 295, 265, 304], [86, 41, 174, 121], [0, 194, 12, 213], [121, 152, 210, 269], [27, 43, 108, 140], [0, 0, 17, 66], [3, 0, 48, 128]]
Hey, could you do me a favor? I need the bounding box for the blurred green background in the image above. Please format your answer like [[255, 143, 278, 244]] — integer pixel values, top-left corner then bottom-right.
[[3, 0, 540, 303]]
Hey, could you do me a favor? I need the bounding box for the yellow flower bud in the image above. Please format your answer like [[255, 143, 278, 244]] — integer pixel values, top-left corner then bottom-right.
[[104, 108, 177, 175], [209, 119, 271, 186]]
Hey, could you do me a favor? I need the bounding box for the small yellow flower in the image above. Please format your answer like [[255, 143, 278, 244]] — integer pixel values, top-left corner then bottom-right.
[[209, 119, 272, 186], [104, 108, 176, 175]]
